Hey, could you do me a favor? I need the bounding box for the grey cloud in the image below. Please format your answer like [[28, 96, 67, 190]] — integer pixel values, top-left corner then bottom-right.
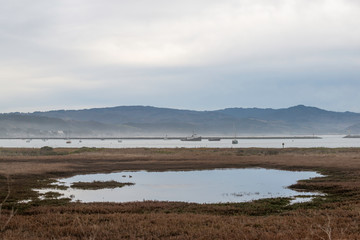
[[0, 0, 359, 112]]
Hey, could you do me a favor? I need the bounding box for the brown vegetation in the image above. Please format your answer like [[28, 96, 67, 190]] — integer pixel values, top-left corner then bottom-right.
[[0, 178, 17, 233], [71, 181, 134, 190], [2, 147, 360, 239], [4, 206, 360, 239]]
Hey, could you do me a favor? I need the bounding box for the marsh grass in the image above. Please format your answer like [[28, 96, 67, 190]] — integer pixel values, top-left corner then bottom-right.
[[71, 147, 99, 154], [0, 178, 17, 232], [41, 191, 64, 199], [0, 147, 67, 156], [71, 181, 135, 190], [2, 204, 360, 239], [2, 147, 360, 238]]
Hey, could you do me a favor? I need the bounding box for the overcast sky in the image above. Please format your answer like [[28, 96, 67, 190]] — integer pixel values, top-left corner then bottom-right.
[[1, 0, 359, 113]]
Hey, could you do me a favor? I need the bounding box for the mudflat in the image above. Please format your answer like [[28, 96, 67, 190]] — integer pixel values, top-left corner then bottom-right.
[[1, 147, 360, 239]]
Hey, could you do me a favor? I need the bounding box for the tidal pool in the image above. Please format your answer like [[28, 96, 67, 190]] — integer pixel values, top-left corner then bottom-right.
[[38, 168, 323, 204]]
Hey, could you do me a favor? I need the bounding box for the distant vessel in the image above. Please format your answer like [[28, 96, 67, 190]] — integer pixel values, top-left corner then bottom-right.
[[208, 137, 221, 141], [118, 139, 122, 143], [232, 123, 238, 144], [181, 133, 202, 141], [65, 130, 71, 144], [344, 135, 360, 138]]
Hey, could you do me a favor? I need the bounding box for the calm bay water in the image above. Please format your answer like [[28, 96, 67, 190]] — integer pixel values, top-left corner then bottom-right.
[[1, 135, 359, 148], [38, 168, 323, 203]]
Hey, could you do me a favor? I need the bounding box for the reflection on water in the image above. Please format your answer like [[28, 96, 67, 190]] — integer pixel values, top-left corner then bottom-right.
[[1, 135, 359, 148], [37, 168, 324, 204]]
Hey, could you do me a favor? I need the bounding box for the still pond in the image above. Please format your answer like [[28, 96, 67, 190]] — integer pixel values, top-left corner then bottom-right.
[[38, 168, 324, 204]]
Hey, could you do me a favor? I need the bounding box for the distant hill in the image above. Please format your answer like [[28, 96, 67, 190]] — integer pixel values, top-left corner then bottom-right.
[[0, 114, 136, 137], [32, 106, 230, 125], [1, 105, 360, 137], [218, 105, 360, 123], [30, 106, 284, 135], [346, 123, 360, 134], [216, 105, 360, 133]]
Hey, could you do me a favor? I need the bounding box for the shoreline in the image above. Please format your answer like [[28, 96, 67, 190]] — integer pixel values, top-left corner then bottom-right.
[[0, 135, 322, 140]]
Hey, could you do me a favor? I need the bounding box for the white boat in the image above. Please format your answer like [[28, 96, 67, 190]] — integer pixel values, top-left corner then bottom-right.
[[181, 133, 202, 141], [208, 137, 221, 141]]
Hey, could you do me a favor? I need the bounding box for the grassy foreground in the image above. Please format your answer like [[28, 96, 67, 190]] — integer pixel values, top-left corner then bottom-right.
[[1, 147, 360, 239]]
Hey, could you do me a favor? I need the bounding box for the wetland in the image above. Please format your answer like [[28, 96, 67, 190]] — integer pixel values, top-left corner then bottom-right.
[[2, 147, 360, 239]]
